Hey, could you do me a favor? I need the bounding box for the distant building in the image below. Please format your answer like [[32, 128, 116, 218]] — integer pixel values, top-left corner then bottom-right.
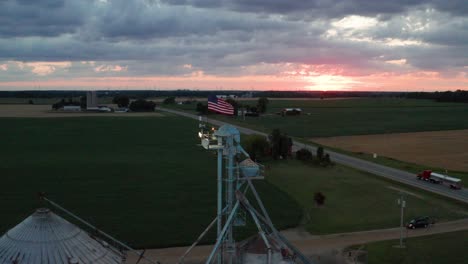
[[281, 108, 302, 116], [216, 95, 238, 99], [86, 91, 98, 109], [63, 105, 81, 112], [241, 92, 253, 98]]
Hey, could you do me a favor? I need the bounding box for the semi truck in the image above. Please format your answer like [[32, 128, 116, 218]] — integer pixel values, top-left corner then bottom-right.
[[417, 170, 462, 190]]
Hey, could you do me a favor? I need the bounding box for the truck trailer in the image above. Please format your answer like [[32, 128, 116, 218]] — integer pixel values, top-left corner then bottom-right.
[[417, 170, 462, 190]]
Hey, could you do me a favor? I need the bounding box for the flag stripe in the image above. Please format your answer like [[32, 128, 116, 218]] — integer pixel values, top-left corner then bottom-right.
[[208, 96, 234, 115]]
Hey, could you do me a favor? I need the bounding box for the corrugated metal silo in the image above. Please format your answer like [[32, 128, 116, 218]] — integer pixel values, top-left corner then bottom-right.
[[0, 208, 123, 264]]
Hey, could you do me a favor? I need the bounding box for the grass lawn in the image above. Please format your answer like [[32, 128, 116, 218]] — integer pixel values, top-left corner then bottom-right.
[[266, 160, 468, 234], [0, 116, 301, 248], [358, 230, 468, 264], [170, 98, 468, 138]]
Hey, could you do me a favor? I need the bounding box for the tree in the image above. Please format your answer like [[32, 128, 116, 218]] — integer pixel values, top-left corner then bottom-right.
[[243, 135, 270, 161], [257, 97, 269, 113], [317, 146, 324, 160], [80, 96, 87, 109], [113, 95, 130, 107], [279, 134, 291, 159], [163, 96, 176, 104], [225, 98, 239, 115], [51, 98, 80, 110], [269, 129, 292, 160], [270, 129, 282, 159], [196, 102, 208, 114], [314, 192, 326, 206], [129, 99, 156, 112]]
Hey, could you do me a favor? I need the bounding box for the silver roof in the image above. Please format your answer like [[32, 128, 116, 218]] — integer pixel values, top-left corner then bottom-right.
[[0, 208, 123, 264]]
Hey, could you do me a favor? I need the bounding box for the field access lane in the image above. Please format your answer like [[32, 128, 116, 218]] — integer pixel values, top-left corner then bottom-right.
[[158, 107, 468, 204], [125, 218, 468, 264]]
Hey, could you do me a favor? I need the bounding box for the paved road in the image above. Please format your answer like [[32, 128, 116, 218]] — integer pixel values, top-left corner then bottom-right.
[[158, 107, 468, 204]]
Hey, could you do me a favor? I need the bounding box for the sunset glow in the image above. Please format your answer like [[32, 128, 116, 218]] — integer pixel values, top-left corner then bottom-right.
[[0, 1, 466, 91]]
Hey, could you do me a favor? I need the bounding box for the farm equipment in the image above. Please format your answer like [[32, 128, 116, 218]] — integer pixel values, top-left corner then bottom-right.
[[417, 170, 462, 190]]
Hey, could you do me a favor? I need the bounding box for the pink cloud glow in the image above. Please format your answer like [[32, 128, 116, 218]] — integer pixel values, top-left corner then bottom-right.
[[0, 70, 466, 91]]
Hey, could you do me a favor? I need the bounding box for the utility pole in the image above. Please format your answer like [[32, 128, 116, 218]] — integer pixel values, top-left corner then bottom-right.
[[397, 192, 406, 248]]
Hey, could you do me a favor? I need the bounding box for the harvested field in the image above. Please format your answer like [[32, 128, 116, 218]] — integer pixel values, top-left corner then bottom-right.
[[312, 130, 468, 172], [0, 104, 164, 118]]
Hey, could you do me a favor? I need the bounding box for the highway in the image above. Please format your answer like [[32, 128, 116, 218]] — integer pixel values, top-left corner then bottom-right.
[[159, 107, 468, 204]]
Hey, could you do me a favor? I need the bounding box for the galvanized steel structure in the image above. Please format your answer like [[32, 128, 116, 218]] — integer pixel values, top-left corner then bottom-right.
[[0, 208, 123, 264], [192, 121, 313, 264]]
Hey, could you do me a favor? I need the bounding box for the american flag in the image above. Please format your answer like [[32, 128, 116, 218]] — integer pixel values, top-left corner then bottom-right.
[[208, 95, 234, 115]]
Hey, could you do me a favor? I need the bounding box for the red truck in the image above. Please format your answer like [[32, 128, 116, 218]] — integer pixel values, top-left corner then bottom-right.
[[417, 170, 462, 190]]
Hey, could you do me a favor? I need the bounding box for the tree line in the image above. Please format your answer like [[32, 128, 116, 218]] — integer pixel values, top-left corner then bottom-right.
[[51, 95, 156, 112], [0, 90, 405, 100], [404, 90, 468, 103], [242, 128, 333, 167]]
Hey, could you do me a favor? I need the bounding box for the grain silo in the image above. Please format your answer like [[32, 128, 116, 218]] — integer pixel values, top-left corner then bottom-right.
[[86, 91, 98, 109], [0, 208, 124, 264]]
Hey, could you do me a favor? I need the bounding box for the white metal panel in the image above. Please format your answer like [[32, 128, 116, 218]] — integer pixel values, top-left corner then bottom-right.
[[430, 172, 461, 183]]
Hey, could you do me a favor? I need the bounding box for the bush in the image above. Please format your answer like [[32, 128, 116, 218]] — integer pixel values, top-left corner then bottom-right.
[[129, 99, 156, 112], [316, 147, 333, 167], [314, 192, 326, 206], [296, 148, 312, 161]]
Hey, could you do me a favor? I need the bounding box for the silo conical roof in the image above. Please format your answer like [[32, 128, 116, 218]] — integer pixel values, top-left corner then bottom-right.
[[0, 208, 123, 264]]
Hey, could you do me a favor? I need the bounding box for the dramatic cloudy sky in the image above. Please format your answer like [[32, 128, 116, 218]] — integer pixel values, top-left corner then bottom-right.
[[0, 0, 466, 91]]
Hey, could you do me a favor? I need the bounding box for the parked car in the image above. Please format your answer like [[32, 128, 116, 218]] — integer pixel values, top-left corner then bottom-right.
[[406, 216, 433, 229]]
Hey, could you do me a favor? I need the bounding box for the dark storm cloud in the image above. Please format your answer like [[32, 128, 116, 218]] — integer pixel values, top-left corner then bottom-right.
[[161, 0, 467, 18], [0, 0, 91, 37], [92, 0, 293, 40], [0, 0, 466, 80]]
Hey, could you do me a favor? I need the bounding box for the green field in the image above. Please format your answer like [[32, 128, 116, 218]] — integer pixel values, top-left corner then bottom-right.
[[0, 116, 301, 248], [266, 160, 468, 234], [1, 113, 466, 250], [170, 98, 468, 138], [355, 230, 468, 264]]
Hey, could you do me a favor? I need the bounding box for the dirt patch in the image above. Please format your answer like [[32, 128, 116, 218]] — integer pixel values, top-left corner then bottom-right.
[[0, 104, 164, 118], [124, 219, 468, 264], [312, 130, 468, 172]]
